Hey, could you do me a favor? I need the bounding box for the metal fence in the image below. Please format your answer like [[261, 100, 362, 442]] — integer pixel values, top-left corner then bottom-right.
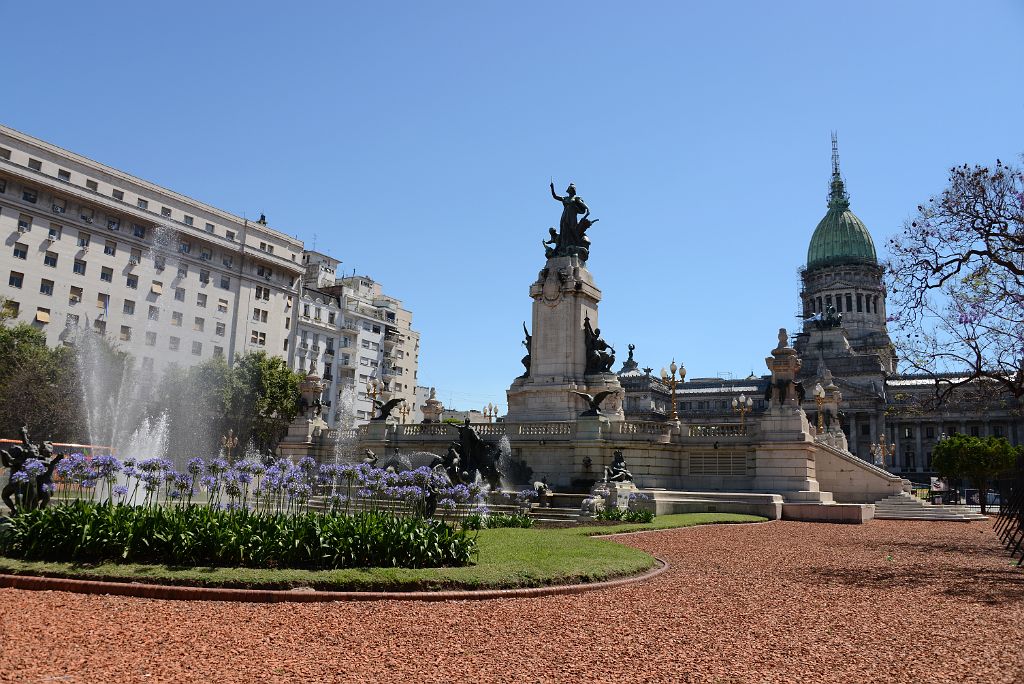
[[994, 458, 1024, 566]]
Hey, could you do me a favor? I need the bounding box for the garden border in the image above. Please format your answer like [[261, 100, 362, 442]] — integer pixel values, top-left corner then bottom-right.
[[0, 555, 668, 602]]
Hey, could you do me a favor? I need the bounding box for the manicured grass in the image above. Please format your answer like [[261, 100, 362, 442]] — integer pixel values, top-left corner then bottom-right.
[[0, 513, 764, 592]]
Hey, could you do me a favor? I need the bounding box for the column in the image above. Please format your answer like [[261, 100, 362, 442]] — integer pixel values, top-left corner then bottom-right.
[[849, 413, 859, 456], [915, 421, 924, 472], [893, 421, 902, 472]]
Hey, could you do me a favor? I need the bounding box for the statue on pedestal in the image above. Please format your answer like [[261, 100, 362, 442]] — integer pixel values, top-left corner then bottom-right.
[[604, 450, 633, 483], [446, 419, 502, 490], [583, 316, 615, 374], [520, 322, 532, 377], [545, 181, 599, 261]]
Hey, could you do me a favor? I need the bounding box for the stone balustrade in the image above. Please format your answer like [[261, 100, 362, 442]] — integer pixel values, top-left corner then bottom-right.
[[514, 422, 575, 437], [397, 423, 452, 437], [686, 424, 748, 438], [617, 421, 671, 435]]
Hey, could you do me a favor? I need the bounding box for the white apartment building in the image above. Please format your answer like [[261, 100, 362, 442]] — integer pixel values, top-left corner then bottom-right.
[[0, 124, 304, 372], [295, 251, 420, 426]]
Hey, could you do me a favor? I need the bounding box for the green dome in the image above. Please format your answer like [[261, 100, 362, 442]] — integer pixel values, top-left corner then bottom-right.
[[806, 164, 877, 270]]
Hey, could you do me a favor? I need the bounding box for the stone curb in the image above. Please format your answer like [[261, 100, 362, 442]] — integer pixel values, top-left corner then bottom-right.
[[0, 557, 668, 603]]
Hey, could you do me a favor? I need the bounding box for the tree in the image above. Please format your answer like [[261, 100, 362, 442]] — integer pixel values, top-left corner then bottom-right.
[[225, 352, 303, 454], [886, 158, 1024, 407], [0, 323, 87, 442], [932, 434, 1019, 514]]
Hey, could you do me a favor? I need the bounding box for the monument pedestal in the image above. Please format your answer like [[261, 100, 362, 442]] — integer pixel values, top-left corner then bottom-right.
[[506, 255, 623, 423]]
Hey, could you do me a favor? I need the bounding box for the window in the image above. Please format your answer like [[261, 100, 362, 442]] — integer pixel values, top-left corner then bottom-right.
[[85, 180, 98, 192], [119, 326, 132, 342], [183, 215, 194, 226], [69, 286, 83, 304], [217, 298, 228, 313], [93, 319, 105, 334], [0, 179, 5, 193], [860, 424, 870, 436], [100, 267, 113, 283], [250, 330, 266, 346], [199, 270, 210, 284], [177, 265, 188, 278], [141, 356, 154, 371], [191, 341, 202, 355], [257, 265, 273, 278], [28, 158, 42, 171], [52, 198, 66, 214], [169, 336, 180, 351], [205, 222, 215, 233], [178, 241, 190, 254], [123, 300, 135, 315], [96, 293, 109, 312], [77, 232, 90, 248], [39, 279, 53, 296], [65, 312, 77, 326], [194, 317, 204, 332], [129, 248, 142, 265], [73, 259, 86, 275], [145, 332, 157, 346], [22, 188, 38, 203], [255, 286, 270, 300], [197, 293, 207, 308], [104, 240, 116, 256], [252, 308, 268, 323], [107, 217, 120, 231], [304, 304, 310, 317], [200, 248, 212, 261], [171, 311, 183, 326], [225, 230, 235, 241], [48, 224, 61, 240], [13, 242, 28, 259], [0, 147, 8, 160], [137, 199, 149, 210], [970, 425, 980, 437], [174, 287, 185, 302], [126, 275, 138, 289], [328, 312, 336, 325], [57, 169, 71, 182], [222, 255, 233, 268], [8, 271, 24, 288], [112, 189, 124, 201], [132, 224, 146, 239], [36, 308, 51, 324], [259, 242, 274, 254], [925, 426, 935, 439], [902, 427, 913, 439], [215, 322, 226, 336], [17, 214, 32, 232], [148, 306, 159, 321], [161, 207, 172, 218], [846, 294, 853, 312], [80, 207, 94, 223], [214, 346, 224, 357], [219, 276, 230, 289]]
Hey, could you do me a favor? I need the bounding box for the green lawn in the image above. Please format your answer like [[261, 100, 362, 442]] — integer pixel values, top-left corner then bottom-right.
[[0, 513, 764, 592]]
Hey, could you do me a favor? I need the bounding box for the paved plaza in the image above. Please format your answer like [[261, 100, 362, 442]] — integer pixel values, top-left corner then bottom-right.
[[2, 519, 1022, 683]]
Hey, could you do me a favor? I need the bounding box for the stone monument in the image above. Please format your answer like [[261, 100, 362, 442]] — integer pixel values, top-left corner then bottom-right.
[[277, 360, 332, 462], [506, 182, 624, 422]]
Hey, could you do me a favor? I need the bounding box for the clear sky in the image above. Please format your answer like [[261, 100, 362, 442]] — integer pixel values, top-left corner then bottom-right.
[[6, 1, 1023, 412]]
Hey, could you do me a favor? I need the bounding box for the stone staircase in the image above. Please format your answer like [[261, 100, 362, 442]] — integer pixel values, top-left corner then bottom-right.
[[873, 492, 988, 521]]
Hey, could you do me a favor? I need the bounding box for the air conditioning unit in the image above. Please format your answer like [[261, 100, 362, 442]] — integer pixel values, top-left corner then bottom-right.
[[69, 296, 81, 304], [52, 205, 65, 214], [82, 217, 93, 224], [200, 254, 210, 261], [128, 257, 140, 266], [44, 236, 55, 243]]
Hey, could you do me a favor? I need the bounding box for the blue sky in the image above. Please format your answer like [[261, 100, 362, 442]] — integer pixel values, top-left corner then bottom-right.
[[6, 1, 1023, 411]]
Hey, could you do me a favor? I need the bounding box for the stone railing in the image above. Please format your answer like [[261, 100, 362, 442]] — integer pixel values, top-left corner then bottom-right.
[[616, 421, 670, 435], [398, 423, 453, 437], [687, 424, 748, 438], [325, 428, 359, 442], [514, 422, 574, 436]]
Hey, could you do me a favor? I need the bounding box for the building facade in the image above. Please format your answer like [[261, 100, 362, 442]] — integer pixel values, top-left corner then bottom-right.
[[620, 137, 1023, 484], [0, 125, 419, 428], [294, 251, 420, 427]]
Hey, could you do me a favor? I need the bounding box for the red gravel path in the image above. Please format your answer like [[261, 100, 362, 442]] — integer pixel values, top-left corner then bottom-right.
[[2, 520, 1022, 683]]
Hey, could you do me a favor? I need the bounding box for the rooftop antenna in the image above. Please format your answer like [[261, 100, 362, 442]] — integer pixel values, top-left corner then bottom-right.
[[827, 131, 850, 209], [831, 131, 840, 178], [312, 232, 318, 251]]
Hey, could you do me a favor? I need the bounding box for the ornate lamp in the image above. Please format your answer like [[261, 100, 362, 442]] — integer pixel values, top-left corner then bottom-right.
[[813, 383, 826, 432], [731, 393, 753, 427], [483, 403, 499, 423], [660, 360, 685, 421], [870, 433, 896, 467]]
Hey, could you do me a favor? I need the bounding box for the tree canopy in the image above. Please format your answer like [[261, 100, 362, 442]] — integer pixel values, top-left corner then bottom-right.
[[931, 433, 1019, 514], [886, 158, 1024, 407]]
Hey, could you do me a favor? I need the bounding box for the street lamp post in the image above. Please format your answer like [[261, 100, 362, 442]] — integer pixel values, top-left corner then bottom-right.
[[870, 433, 896, 467], [660, 359, 685, 421], [483, 403, 499, 423], [813, 383, 826, 432], [221, 429, 239, 462], [398, 402, 411, 424], [731, 393, 753, 427]]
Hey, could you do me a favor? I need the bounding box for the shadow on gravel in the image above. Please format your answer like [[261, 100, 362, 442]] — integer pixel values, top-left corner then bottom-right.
[[800, 565, 1024, 604]]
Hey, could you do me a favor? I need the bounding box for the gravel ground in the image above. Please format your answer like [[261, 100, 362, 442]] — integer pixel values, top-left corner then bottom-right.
[[2, 519, 1022, 683]]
